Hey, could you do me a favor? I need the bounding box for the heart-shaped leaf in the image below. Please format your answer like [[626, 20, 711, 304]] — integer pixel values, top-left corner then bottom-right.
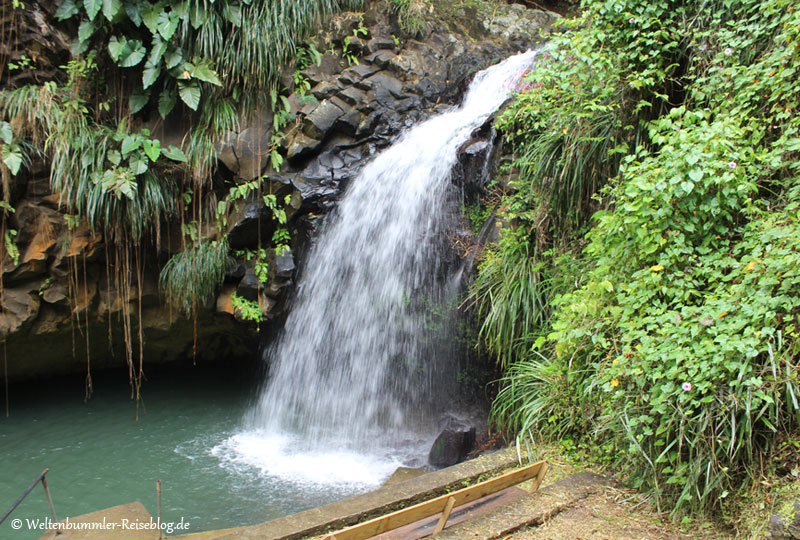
[[129, 88, 150, 114], [125, 0, 143, 26], [102, 0, 121, 21], [2, 144, 23, 175], [83, 0, 102, 21], [108, 36, 146, 67], [158, 87, 177, 119], [157, 10, 179, 41], [142, 139, 161, 162], [121, 134, 142, 156], [78, 19, 96, 44], [178, 80, 201, 111]]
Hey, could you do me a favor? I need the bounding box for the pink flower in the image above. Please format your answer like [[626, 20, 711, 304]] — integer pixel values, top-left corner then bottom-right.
[[728, 161, 737, 169], [682, 382, 692, 392], [629, 17, 635, 23], [724, 47, 733, 55]]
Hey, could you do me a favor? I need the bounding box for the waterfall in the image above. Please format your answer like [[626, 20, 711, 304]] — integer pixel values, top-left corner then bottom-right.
[[216, 50, 541, 488]]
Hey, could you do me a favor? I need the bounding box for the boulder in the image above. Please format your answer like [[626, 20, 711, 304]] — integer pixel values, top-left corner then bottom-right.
[[274, 249, 296, 278], [428, 414, 477, 467]]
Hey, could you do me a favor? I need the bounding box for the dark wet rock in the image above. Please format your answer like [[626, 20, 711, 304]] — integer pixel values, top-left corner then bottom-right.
[[275, 249, 296, 278], [338, 86, 368, 106], [364, 49, 396, 68], [304, 99, 346, 140], [311, 81, 340, 101], [237, 268, 262, 302], [301, 53, 343, 86], [366, 37, 397, 53], [428, 415, 477, 468], [454, 132, 499, 199], [215, 110, 274, 180], [287, 131, 323, 160], [0, 288, 40, 337]]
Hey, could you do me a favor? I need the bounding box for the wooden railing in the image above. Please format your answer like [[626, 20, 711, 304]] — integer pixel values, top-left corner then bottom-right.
[[325, 460, 549, 540]]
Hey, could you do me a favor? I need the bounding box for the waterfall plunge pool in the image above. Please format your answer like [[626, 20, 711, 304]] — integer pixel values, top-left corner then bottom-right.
[[0, 369, 421, 540]]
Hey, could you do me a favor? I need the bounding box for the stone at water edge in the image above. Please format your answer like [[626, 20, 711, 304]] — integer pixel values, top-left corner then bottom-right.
[[428, 415, 477, 467]]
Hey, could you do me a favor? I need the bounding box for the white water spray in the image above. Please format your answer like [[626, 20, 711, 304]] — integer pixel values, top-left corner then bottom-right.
[[217, 49, 541, 487]]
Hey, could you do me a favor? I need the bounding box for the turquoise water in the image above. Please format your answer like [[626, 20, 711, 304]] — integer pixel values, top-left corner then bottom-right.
[[0, 368, 376, 539]]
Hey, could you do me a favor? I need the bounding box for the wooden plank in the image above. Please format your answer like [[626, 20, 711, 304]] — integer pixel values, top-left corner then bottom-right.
[[529, 461, 549, 493], [433, 496, 456, 534], [324, 460, 547, 540]]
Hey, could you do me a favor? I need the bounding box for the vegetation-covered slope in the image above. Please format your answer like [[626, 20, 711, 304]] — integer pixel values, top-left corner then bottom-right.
[[476, 0, 800, 517]]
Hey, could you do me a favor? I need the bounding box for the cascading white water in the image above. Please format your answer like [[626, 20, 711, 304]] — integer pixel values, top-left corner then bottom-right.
[[216, 50, 541, 488]]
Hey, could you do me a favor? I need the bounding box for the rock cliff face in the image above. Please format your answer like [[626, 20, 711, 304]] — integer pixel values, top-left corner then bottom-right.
[[0, 0, 556, 380]]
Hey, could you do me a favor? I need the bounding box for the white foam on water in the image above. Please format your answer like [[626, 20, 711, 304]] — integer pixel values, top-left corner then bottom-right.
[[212, 431, 402, 488]]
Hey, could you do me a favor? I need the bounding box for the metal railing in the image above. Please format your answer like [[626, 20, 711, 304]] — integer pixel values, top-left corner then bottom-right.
[[1, 468, 59, 533]]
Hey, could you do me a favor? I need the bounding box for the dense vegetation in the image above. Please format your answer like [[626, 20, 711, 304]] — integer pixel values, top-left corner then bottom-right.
[[475, 0, 800, 517]]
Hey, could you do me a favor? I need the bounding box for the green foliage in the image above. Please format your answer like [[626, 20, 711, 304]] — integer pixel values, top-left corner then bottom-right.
[[0, 82, 181, 243], [4, 229, 19, 265], [56, 0, 364, 116], [159, 237, 233, 317], [231, 292, 262, 323], [390, 0, 428, 36], [470, 235, 551, 369], [482, 0, 800, 519], [342, 21, 369, 66], [463, 200, 494, 236]]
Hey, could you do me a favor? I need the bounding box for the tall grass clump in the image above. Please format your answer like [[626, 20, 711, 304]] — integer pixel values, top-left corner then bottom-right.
[[159, 237, 233, 317], [480, 0, 800, 518]]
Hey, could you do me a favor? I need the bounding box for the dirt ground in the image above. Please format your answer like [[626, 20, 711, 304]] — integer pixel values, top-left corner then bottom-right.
[[506, 485, 733, 540]]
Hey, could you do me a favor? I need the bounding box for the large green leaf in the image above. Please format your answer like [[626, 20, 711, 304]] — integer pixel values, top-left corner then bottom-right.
[[149, 35, 167, 65], [158, 87, 177, 119], [142, 60, 161, 90], [124, 0, 143, 26], [102, 0, 122, 21], [0, 122, 12, 145], [164, 47, 184, 69], [108, 35, 146, 67], [178, 80, 201, 111], [141, 2, 164, 35], [223, 3, 242, 27], [107, 149, 122, 166], [55, 0, 80, 20], [78, 19, 95, 44], [162, 145, 187, 163], [157, 10, 179, 41], [84, 0, 102, 21], [129, 88, 150, 114], [2, 144, 23, 176], [190, 61, 222, 86], [121, 134, 142, 156], [142, 139, 161, 162], [129, 155, 149, 176]]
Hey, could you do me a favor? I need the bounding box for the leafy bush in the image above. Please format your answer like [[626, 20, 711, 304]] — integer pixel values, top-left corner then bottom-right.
[[482, 0, 800, 517]]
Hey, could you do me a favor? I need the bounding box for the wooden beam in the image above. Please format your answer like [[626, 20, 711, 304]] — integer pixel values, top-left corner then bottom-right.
[[324, 460, 547, 540], [433, 496, 456, 534]]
